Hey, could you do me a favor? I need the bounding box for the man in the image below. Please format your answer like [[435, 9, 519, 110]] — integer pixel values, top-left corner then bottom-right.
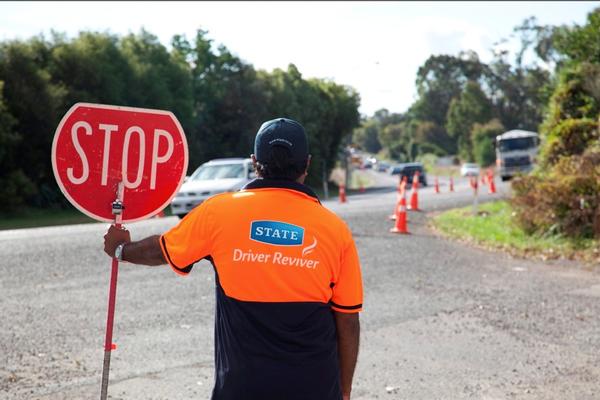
[[104, 117, 363, 400]]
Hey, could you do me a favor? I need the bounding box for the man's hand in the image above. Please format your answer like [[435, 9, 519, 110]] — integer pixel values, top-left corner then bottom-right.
[[103, 225, 131, 258], [103, 227, 166, 266]]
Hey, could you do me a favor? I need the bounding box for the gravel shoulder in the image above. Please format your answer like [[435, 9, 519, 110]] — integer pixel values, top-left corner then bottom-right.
[[2, 175, 600, 399]]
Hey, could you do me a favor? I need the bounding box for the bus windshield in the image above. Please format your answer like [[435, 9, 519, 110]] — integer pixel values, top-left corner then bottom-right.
[[497, 137, 536, 152]]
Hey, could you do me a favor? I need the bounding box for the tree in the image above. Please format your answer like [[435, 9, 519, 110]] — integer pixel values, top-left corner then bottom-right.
[[471, 119, 504, 166], [413, 120, 454, 155], [0, 81, 36, 211], [0, 28, 361, 211], [553, 7, 600, 64], [486, 24, 553, 132], [378, 122, 418, 162], [412, 52, 489, 126], [48, 31, 132, 108], [511, 7, 600, 239], [352, 119, 382, 153], [0, 37, 66, 207], [172, 29, 268, 169], [446, 81, 494, 160]]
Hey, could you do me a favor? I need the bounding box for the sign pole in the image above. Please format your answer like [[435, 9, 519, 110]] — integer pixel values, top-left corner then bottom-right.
[[471, 177, 479, 216], [100, 182, 125, 400], [51, 103, 189, 399]]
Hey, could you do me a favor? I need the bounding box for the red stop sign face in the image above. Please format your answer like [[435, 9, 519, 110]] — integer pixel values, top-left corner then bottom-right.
[[52, 103, 188, 223]]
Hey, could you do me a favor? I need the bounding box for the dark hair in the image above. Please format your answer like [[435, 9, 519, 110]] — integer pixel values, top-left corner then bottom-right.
[[255, 146, 308, 181]]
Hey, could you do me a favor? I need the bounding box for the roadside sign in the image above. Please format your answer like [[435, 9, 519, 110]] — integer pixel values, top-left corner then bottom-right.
[[52, 103, 188, 223]]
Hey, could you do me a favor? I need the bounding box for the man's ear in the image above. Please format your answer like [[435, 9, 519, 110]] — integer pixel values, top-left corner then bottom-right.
[[251, 154, 260, 177]]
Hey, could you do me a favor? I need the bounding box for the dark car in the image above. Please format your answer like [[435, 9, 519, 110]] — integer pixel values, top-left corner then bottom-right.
[[390, 162, 428, 186]]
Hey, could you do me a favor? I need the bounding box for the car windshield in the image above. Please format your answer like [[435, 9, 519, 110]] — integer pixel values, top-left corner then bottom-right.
[[498, 137, 536, 152], [403, 167, 421, 174], [190, 163, 245, 181]]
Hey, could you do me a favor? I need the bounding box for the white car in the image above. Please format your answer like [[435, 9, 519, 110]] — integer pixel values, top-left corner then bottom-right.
[[170, 158, 255, 218], [460, 163, 480, 177]]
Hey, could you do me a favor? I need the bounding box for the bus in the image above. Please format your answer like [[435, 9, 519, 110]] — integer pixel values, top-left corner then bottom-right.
[[495, 130, 540, 181]]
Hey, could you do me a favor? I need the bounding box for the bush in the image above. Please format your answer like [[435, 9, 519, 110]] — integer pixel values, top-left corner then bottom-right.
[[511, 146, 600, 238], [541, 117, 599, 165], [0, 169, 38, 213], [540, 64, 600, 145], [416, 153, 438, 172], [472, 119, 504, 166]]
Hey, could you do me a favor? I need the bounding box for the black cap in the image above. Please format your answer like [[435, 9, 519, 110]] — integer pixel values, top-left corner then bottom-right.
[[254, 118, 309, 165]]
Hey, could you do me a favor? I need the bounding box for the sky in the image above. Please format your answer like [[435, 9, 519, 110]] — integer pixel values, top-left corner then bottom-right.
[[1, 1, 598, 116]]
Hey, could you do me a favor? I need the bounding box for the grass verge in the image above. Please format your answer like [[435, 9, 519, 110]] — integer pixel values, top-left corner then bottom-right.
[[0, 207, 97, 231], [350, 170, 375, 190], [0, 206, 175, 231], [432, 200, 600, 263]]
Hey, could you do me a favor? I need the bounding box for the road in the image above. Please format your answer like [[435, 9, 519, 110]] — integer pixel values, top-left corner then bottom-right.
[[1, 172, 599, 399]]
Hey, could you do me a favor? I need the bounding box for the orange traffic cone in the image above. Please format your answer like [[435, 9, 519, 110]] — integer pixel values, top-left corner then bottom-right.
[[434, 177, 440, 194], [449, 176, 454, 192], [390, 195, 409, 234], [408, 184, 420, 211], [339, 184, 347, 203], [391, 181, 407, 220], [481, 172, 487, 186], [359, 183, 365, 193], [412, 171, 420, 189], [488, 170, 496, 194]]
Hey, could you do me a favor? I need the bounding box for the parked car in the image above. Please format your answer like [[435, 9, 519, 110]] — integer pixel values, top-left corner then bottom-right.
[[390, 162, 427, 186], [170, 158, 255, 218], [460, 163, 480, 177], [375, 161, 390, 172]]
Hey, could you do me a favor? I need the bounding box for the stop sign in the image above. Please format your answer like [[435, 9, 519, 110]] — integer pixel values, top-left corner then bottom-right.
[[52, 103, 188, 223]]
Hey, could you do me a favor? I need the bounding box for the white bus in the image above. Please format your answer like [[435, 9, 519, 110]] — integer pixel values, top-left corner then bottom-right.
[[495, 130, 540, 181]]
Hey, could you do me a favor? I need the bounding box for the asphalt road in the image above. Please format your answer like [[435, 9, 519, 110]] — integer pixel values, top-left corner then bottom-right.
[[2, 172, 599, 399]]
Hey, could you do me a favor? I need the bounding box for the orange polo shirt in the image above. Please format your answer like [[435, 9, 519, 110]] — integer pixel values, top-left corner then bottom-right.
[[159, 178, 363, 400]]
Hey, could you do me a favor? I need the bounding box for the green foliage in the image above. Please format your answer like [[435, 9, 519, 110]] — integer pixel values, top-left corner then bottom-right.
[[49, 31, 132, 107], [487, 56, 552, 132], [0, 81, 18, 165], [378, 123, 409, 161], [541, 118, 599, 165], [0, 170, 37, 211], [414, 121, 454, 155], [415, 153, 438, 172], [472, 119, 504, 166], [510, 8, 600, 240], [554, 7, 600, 64], [542, 64, 600, 137], [0, 29, 360, 211], [434, 200, 599, 261], [445, 81, 493, 161], [396, 19, 555, 164], [254, 64, 360, 187], [413, 52, 489, 126], [352, 119, 382, 153], [0, 37, 67, 207], [0, 81, 35, 211], [511, 146, 600, 238]]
